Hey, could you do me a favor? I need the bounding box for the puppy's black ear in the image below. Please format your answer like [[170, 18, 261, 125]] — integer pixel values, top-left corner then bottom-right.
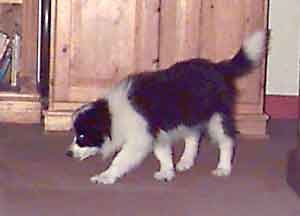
[[71, 103, 93, 122], [92, 99, 112, 138]]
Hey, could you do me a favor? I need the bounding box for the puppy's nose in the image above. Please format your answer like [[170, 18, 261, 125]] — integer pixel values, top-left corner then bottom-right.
[[65, 150, 74, 158]]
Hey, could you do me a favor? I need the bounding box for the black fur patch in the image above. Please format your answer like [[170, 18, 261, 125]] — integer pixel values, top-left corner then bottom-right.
[[128, 50, 253, 137]]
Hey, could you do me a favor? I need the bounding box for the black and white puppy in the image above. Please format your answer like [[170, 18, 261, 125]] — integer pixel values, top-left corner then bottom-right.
[[66, 31, 265, 184]]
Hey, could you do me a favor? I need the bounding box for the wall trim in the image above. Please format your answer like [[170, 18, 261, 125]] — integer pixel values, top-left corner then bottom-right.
[[264, 95, 299, 119]]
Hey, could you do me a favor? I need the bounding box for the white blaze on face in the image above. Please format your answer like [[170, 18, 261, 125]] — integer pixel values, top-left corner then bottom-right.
[[68, 136, 100, 160]]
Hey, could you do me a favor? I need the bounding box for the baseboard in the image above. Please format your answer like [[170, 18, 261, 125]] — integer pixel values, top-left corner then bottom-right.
[[264, 95, 299, 119], [43, 110, 72, 131], [43, 109, 268, 136], [235, 113, 269, 137]]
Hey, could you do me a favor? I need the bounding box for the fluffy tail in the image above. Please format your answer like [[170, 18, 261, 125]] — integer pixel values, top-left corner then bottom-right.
[[217, 31, 266, 77]]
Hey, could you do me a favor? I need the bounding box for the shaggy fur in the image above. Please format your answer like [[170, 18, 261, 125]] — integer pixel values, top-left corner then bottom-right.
[[66, 31, 266, 184]]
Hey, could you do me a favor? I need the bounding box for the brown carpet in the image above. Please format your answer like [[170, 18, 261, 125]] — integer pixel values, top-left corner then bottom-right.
[[1, 120, 299, 216]]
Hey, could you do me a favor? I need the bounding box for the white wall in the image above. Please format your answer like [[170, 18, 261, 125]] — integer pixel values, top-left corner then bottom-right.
[[266, 0, 300, 96]]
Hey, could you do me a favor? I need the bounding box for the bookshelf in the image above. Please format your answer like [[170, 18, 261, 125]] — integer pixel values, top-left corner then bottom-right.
[[0, 0, 40, 123]]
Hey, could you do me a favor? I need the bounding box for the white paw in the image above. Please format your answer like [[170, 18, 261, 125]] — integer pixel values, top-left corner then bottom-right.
[[154, 170, 175, 182], [211, 168, 231, 177], [176, 159, 194, 172], [90, 172, 117, 184]]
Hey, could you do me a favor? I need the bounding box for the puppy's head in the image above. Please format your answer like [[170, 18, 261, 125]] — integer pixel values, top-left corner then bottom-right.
[[66, 99, 111, 160]]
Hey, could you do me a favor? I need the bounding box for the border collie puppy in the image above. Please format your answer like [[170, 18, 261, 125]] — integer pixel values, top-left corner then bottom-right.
[[66, 31, 265, 184]]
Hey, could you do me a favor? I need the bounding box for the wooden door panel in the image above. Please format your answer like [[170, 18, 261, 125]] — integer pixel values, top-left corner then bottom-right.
[[135, 0, 160, 72], [159, 0, 202, 69], [51, 0, 72, 102], [69, 0, 137, 101], [199, 0, 266, 108], [235, 0, 266, 105], [199, 0, 245, 62], [52, 0, 159, 103]]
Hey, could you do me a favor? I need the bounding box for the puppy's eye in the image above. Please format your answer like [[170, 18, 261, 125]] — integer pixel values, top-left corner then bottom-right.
[[76, 134, 87, 147], [77, 134, 85, 144]]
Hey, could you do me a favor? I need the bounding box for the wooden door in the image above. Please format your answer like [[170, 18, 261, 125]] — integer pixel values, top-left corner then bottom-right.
[[50, 0, 160, 104], [159, 0, 202, 68]]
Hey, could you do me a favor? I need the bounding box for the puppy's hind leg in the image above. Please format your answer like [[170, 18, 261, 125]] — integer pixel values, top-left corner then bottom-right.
[[208, 113, 235, 177], [153, 132, 175, 182]]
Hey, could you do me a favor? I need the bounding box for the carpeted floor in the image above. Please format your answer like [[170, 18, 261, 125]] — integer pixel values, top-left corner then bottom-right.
[[0, 120, 299, 216]]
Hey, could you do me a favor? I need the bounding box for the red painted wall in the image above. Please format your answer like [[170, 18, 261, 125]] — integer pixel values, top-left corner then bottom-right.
[[264, 95, 299, 119]]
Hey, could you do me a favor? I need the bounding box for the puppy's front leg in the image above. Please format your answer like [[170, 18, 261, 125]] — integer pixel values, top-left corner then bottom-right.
[[91, 143, 152, 184]]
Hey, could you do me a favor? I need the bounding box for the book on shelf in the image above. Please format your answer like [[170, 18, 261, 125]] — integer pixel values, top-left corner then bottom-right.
[[0, 47, 12, 81], [11, 33, 21, 87], [0, 32, 11, 83], [0, 32, 21, 91], [0, 32, 10, 62]]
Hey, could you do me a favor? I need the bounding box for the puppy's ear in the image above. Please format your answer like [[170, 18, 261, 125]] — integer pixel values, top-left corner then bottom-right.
[[72, 103, 93, 122]]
